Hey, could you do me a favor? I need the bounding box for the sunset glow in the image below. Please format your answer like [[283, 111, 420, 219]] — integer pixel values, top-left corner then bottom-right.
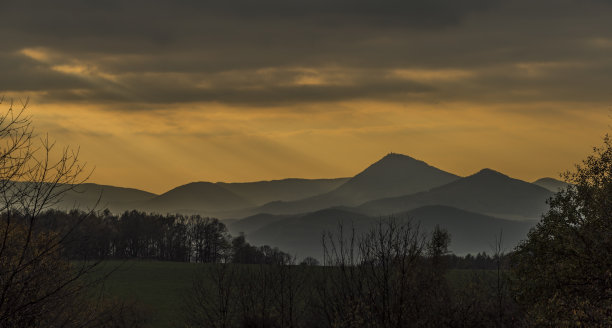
[[2, 0, 611, 193]]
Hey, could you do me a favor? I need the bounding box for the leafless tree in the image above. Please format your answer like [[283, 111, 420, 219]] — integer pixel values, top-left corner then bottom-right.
[[185, 263, 239, 328], [186, 254, 312, 328], [318, 218, 445, 328], [0, 99, 123, 327]]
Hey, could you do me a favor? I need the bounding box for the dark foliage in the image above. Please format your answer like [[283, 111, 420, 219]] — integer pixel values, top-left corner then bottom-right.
[[512, 135, 612, 326], [445, 252, 511, 270], [35, 209, 291, 265], [186, 218, 524, 328], [0, 102, 149, 327]]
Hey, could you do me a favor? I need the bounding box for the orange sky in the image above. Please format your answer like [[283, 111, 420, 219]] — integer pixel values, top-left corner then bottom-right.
[[23, 100, 608, 194], [2, 1, 612, 194]]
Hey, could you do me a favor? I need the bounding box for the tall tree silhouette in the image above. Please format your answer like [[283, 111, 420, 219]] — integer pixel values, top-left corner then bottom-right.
[[512, 135, 612, 326], [0, 100, 109, 327]]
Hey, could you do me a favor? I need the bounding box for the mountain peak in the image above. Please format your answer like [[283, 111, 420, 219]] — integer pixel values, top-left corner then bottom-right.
[[167, 181, 217, 193], [380, 152, 421, 162], [473, 168, 509, 178], [370, 153, 431, 170], [360, 153, 443, 177], [184, 181, 214, 186], [533, 177, 561, 184], [326, 152, 459, 204]]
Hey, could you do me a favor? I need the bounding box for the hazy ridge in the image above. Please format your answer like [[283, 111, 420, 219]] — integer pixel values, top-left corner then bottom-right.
[[532, 177, 570, 192], [48, 152, 559, 257], [250, 153, 459, 216], [357, 168, 553, 220]]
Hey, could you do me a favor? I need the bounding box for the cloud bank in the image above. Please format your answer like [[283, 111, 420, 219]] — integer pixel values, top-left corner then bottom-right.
[[1, 0, 610, 108]]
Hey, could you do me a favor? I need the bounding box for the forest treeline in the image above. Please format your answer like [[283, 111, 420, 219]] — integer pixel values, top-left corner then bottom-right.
[[35, 209, 293, 265], [26, 208, 521, 326], [32, 208, 504, 269]]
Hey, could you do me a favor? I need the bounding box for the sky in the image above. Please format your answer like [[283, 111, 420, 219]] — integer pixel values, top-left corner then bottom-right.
[[1, 0, 611, 194]]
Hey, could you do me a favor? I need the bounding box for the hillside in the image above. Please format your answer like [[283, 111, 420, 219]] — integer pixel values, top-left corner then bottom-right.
[[54, 178, 348, 216], [142, 182, 253, 214], [247, 208, 373, 259], [329, 153, 459, 203], [228, 213, 291, 235], [218, 178, 349, 206], [358, 169, 553, 220], [45, 183, 157, 213], [245, 205, 537, 260], [532, 177, 570, 192], [252, 153, 459, 215], [402, 205, 536, 255]]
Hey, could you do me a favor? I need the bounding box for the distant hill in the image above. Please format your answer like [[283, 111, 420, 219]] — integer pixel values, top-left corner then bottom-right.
[[244, 205, 537, 260], [251, 153, 459, 215], [142, 182, 253, 214], [532, 177, 570, 192], [132, 178, 348, 217], [16, 177, 347, 216], [51, 183, 157, 212], [329, 153, 460, 203], [218, 178, 349, 206], [28, 154, 557, 228], [358, 169, 553, 220], [247, 208, 373, 259], [402, 205, 536, 255], [228, 213, 291, 236]]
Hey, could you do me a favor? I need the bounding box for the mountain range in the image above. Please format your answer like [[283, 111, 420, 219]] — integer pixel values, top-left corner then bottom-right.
[[248, 153, 459, 216], [357, 168, 553, 220], [54, 177, 349, 215], [234, 206, 537, 259], [44, 153, 567, 259]]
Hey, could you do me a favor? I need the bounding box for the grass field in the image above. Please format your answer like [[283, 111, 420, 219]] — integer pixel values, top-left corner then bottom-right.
[[88, 260, 500, 328], [90, 260, 202, 328]]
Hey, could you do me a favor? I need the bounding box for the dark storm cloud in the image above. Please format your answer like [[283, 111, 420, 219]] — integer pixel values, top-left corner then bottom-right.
[[0, 0, 494, 44], [1, 0, 612, 107], [40, 72, 432, 106], [0, 0, 497, 60], [0, 52, 92, 91]]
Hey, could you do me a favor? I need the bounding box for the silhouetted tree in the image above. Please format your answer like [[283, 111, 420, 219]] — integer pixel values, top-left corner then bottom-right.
[[189, 216, 231, 263], [0, 100, 108, 326], [512, 135, 612, 326], [318, 218, 442, 328], [299, 256, 319, 266], [186, 263, 239, 328]]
